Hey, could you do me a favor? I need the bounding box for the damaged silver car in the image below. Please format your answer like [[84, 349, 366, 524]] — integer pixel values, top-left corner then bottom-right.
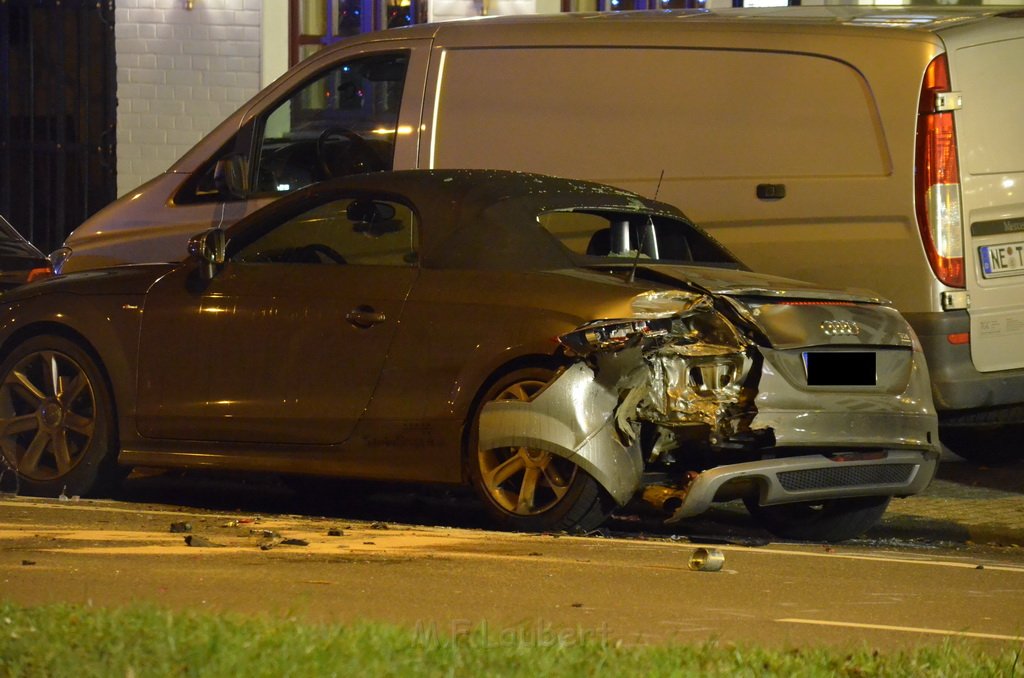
[[0, 170, 938, 541]]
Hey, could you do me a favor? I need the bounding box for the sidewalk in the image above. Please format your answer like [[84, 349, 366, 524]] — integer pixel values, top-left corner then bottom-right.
[[878, 457, 1024, 547]]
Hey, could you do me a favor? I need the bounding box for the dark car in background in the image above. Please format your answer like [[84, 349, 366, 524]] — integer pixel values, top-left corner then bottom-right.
[[0, 171, 939, 541], [0, 214, 51, 290]]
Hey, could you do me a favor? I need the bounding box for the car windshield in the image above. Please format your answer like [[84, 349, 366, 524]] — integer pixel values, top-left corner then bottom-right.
[[537, 209, 739, 267], [0, 215, 45, 261]]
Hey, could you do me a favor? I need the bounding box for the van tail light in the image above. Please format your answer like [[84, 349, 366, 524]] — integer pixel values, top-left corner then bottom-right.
[[915, 54, 964, 288]]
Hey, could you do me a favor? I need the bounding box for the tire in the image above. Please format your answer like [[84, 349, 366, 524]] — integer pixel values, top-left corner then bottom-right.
[[467, 365, 615, 533], [743, 495, 891, 543], [0, 335, 118, 497]]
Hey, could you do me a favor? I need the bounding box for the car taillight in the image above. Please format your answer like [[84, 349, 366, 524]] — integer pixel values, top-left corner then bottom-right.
[[915, 54, 964, 288]]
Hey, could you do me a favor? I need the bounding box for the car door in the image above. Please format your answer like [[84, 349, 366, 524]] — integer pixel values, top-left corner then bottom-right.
[[134, 196, 419, 445]]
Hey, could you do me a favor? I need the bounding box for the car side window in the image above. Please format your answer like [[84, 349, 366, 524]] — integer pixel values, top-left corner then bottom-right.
[[252, 53, 410, 195], [233, 198, 418, 266]]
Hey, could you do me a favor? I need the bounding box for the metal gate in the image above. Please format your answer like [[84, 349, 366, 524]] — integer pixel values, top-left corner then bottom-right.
[[0, 0, 117, 253]]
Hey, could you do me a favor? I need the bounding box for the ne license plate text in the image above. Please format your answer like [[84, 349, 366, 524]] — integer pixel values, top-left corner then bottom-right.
[[980, 242, 1024, 278]]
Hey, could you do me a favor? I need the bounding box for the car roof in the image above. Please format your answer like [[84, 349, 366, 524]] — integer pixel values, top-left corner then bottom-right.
[[226, 169, 698, 270]]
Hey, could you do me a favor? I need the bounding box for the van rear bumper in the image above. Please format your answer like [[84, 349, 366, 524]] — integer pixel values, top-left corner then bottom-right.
[[905, 310, 1024, 412]]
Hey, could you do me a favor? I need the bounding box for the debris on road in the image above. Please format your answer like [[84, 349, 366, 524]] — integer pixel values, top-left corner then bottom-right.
[[327, 528, 344, 537], [688, 547, 725, 572], [184, 535, 223, 548], [169, 521, 192, 533]]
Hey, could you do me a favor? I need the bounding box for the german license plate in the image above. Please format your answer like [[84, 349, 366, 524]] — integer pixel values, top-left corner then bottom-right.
[[979, 242, 1024, 278]]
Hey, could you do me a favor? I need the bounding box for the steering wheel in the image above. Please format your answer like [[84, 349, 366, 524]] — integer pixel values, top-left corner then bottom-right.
[[316, 127, 385, 178]]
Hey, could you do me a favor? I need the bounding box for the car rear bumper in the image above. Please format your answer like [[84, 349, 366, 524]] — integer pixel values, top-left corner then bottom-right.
[[666, 448, 939, 522], [906, 310, 1024, 412]]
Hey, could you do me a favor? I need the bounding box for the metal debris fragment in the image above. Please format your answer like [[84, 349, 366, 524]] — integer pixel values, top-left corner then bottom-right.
[[688, 547, 725, 572]]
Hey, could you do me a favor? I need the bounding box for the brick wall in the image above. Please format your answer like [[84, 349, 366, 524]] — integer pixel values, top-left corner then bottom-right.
[[114, 0, 263, 196]]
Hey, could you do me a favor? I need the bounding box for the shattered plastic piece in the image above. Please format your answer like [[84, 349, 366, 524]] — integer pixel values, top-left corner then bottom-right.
[[250, 528, 281, 540], [221, 520, 239, 528], [327, 528, 345, 537], [281, 538, 309, 546], [370, 521, 390, 530], [688, 547, 725, 572], [184, 535, 223, 548], [21, 560, 35, 566], [169, 521, 192, 533]]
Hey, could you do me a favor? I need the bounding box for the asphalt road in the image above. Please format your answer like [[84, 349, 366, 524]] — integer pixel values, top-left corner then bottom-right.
[[1, 457, 1023, 651]]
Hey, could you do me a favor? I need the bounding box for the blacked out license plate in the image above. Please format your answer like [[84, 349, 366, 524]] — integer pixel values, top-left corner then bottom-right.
[[803, 351, 876, 386]]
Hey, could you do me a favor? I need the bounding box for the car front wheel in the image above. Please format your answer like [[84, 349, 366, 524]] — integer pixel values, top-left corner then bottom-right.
[[0, 336, 118, 497], [743, 495, 891, 543], [468, 365, 614, 533]]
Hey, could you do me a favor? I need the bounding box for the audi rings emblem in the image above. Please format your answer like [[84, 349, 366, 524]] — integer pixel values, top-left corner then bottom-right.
[[820, 319, 861, 337]]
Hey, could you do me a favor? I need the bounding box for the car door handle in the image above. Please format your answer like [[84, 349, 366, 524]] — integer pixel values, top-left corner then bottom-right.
[[756, 183, 786, 201], [346, 305, 386, 329]]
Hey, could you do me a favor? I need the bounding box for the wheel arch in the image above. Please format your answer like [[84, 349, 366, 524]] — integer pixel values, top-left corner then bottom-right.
[[458, 352, 570, 482], [0, 321, 124, 447]]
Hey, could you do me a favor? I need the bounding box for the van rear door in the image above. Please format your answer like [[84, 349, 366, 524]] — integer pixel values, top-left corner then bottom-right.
[[942, 17, 1024, 372]]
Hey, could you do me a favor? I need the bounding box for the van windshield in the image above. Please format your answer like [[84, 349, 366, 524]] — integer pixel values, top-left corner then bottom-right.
[[537, 209, 740, 267]]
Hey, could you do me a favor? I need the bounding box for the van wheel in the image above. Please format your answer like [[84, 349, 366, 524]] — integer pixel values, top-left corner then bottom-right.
[[0, 336, 118, 497], [467, 365, 614, 533], [743, 496, 890, 543]]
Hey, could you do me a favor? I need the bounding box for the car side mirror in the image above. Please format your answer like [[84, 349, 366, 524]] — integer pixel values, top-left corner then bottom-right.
[[213, 154, 248, 200], [188, 228, 226, 280]]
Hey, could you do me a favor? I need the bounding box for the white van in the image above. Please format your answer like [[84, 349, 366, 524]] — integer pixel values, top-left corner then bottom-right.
[[62, 6, 1024, 459]]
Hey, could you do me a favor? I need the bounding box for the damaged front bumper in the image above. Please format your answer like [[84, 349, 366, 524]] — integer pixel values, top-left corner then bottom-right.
[[478, 289, 941, 521]]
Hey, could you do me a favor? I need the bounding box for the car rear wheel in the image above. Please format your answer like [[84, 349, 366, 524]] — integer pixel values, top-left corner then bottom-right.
[[0, 336, 118, 497], [743, 495, 891, 543], [468, 365, 614, 533]]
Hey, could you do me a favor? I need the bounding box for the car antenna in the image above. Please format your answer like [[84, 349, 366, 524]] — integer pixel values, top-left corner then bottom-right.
[[627, 169, 664, 284]]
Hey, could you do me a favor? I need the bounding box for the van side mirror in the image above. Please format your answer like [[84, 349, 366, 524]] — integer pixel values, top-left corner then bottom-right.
[[188, 229, 226, 280], [213, 154, 248, 200]]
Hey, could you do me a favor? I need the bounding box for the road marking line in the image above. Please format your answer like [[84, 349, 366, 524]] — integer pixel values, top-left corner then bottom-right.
[[777, 618, 1024, 642]]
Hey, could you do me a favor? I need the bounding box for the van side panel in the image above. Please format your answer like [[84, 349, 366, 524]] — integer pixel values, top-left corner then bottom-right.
[[947, 32, 1024, 372], [427, 44, 939, 310], [433, 47, 890, 179]]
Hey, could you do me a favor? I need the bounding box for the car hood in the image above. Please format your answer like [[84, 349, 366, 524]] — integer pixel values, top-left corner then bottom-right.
[[2, 263, 177, 301]]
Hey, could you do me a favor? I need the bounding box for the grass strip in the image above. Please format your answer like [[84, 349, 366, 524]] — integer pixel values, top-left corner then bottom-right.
[[0, 601, 1020, 677]]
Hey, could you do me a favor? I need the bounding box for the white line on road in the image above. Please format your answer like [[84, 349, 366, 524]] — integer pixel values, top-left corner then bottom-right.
[[777, 618, 1024, 642]]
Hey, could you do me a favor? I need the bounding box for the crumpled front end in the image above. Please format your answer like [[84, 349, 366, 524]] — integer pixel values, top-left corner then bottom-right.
[[478, 288, 940, 523]]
